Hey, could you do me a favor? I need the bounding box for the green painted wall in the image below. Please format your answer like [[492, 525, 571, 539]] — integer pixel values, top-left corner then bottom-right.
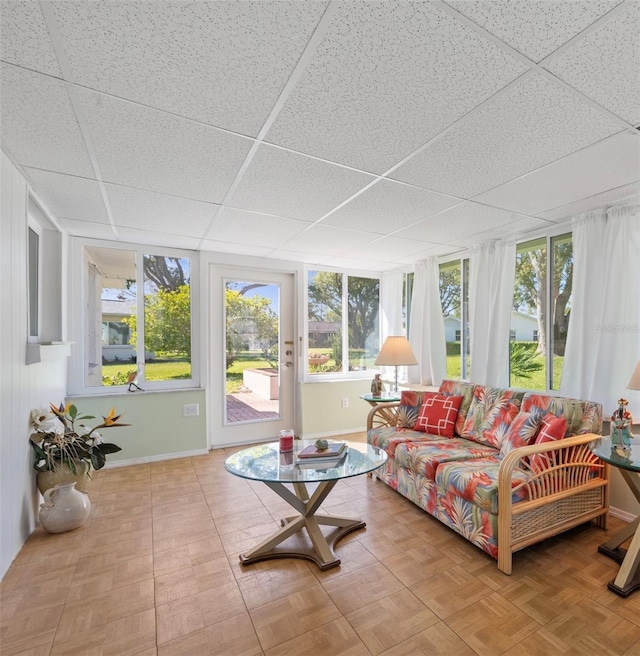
[[68, 389, 207, 464], [299, 380, 373, 437]]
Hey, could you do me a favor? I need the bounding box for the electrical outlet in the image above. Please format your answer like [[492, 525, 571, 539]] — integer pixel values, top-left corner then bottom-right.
[[183, 403, 199, 417], [341, 397, 349, 408]]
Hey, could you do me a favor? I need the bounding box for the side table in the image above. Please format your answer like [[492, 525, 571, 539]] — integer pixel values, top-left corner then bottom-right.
[[591, 436, 640, 597]]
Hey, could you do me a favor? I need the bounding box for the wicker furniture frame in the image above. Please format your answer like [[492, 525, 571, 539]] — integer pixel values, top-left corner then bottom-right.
[[367, 403, 609, 575]]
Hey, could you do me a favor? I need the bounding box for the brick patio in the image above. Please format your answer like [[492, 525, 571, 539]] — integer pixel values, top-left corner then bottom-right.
[[226, 390, 279, 422]]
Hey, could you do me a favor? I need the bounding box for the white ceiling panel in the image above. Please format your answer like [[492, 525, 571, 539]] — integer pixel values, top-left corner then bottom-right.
[[265, 249, 327, 265], [266, 1, 528, 174], [394, 201, 536, 244], [105, 185, 215, 236], [344, 236, 444, 263], [0, 64, 93, 177], [474, 132, 640, 215], [544, 2, 640, 124], [25, 168, 109, 223], [409, 243, 466, 261], [116, 226, 201, 250], [227, 145, 375, 222], [279, 224, 379, 257], [449, 215, 553, 248], [0, 1, 62, 76], [204, 207, 309, 248], [200, 240, 272, 258], [537, 181, 640, 222], [58, 218, 116, 240], [320, 256, 397, 272], [391, 73, 623, 198], [75, 89, 252, 204], [323, 179, 461, 234], [444, 0, 623, 63], [50, 0, 327, 136]]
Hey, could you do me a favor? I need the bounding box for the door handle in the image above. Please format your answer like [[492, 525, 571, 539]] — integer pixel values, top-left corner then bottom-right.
[[280, 361, 293, 368]]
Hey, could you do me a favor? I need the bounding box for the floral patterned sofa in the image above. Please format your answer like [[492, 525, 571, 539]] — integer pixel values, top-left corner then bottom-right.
[[367, 380, 609, 574]]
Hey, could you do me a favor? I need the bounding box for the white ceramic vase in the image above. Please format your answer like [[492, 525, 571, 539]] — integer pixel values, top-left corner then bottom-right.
[[38, 482, 91, 533]]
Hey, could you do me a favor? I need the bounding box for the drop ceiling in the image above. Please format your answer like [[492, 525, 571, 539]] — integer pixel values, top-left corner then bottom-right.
[[1, 0, 639, 271]]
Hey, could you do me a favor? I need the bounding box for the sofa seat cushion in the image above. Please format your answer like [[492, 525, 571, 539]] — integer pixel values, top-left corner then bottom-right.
[[435, 457, 531, 513], [461, 386, 524, 449], [368, 426, 432, 457], [394, 437, 497, 481], [521, 394, 603, 436]]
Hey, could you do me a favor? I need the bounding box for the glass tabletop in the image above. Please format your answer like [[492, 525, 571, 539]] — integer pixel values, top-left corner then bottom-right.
[[360, 392, 402, 402], [590, 436, 640, 472], [224, 440, 387, 483]]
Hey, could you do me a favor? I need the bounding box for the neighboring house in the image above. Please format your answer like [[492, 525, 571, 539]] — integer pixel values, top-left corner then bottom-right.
[[101, 299, 154, 362], [444, 312, 539, 343], [308, 320, 340, 348]]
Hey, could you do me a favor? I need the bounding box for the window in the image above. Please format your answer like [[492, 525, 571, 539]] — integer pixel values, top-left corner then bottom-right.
[[439, 258, 470, 379], [307, 270, 379, 376], [83, 245, 194, 389], [27, 226, 40, 339], [510, 233, 572, 390]]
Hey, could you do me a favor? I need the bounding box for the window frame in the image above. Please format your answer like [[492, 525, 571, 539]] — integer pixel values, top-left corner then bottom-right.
[[26, 220, 42, 342], [69, 238, 199, 395], [303, 266, 381, 382]]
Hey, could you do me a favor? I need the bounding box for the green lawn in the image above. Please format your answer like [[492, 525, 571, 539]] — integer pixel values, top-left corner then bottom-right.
[[101, 356, 190, 386]]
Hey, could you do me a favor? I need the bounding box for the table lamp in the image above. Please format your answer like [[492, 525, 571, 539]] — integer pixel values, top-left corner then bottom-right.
[[374, 336, 418, 392], [628, 360, 640, 393]]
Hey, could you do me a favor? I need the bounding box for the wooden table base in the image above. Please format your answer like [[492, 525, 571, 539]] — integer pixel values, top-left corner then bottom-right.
[[238, 479, 365, 570]]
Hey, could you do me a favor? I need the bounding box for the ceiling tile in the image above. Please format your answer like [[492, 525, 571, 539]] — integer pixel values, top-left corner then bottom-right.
[[537, 180, 640, 222], [449, 215, 552, 247], [200, 240, 272, 258], [51, 0, 327, 136], [74, 89, 252, 203], [544, 2, 640, 124], [265, 1, 528, 173], [105, 185, 215, 236], [0, 64, 93, 177], [0, 1, 62, 76], [320, 256, 395, 272], [323, 179, 461, 234], [278, 224, 379, 257], [116, 226, 201, 250], [204, 207, 309, 248], [473, 132, 640, 215], [25, 168, 109, 224], [265, 249, 327, 265], [444, 0, 622, 63], [391, 72, 622, 198], [58, 218, 116, 240], [394, 201, 535, 244], [227, 145, 375, 221], [344, 236, 443, 263]]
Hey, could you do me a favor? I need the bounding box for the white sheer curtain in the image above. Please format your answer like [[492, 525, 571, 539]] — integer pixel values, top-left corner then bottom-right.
[[408, 257, 446, 386], [561, 204, 640, 413], [378, 270, 405, 382], [468, 239, 516, 387]]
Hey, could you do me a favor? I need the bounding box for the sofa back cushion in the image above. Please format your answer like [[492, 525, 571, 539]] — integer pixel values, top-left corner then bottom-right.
[[397, 390, 428, 428], [415, 394, 463, 438], [438, 380, 476, 436], [521, 394, 603, 436], [461, 386, 523, 449], [499, 410, 543, 457]]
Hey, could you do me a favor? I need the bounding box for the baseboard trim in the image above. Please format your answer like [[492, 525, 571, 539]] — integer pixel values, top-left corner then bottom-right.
[[609, 506, 638, 523], [103, 449, 210, 469]]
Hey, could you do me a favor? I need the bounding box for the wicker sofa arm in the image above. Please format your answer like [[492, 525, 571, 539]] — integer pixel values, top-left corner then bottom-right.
[[497, 432, 609, 574], [366, 402, 402, 430]]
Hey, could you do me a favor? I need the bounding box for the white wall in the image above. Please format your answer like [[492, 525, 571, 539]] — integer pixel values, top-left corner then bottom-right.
[[1, 152, 69, 579]]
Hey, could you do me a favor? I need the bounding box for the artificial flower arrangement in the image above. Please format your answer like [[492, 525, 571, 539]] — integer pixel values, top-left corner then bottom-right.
[[30, 403, 129, 473]]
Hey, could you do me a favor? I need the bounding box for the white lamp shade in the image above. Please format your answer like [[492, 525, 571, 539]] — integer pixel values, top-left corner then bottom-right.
[[374, 336, 417, 366], [628, 360, 640, 391]]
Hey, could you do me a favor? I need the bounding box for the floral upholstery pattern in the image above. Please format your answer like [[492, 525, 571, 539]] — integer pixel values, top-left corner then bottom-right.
[[461, 387, 523, 449], [521, 394, 603, 436], [368, 426, 428, 457], [499, 411, 542, 457], [397, 391, 429, 428], [438, 380, 476, 436], [435, 457, 531, 514], [394, 438, 496, 481]]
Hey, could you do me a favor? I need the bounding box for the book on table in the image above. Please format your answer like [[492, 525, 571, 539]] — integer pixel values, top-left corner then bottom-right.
[[297, 441, 347, 460]]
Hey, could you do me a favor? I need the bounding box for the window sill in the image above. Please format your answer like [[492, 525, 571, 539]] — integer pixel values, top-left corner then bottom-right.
[[26, 341, 72, 365]]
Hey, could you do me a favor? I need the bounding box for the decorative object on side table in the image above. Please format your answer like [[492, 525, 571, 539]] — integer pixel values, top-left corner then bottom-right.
[[371, 373, 383, 397], [38, 482, 91, 533], [30, 403, 129, 494], [611, 398, 633, 455]]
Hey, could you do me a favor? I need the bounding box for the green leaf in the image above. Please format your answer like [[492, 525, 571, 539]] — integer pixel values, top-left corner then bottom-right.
[[97, 443, 122, 455], [91, 451, 106, 470], [69, 404, 78, 419]]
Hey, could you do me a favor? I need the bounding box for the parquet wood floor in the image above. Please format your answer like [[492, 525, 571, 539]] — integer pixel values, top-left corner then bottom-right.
[[2, 432, 640, 656]]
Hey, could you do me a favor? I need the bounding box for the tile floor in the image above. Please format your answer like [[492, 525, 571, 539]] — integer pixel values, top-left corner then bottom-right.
[[2, 433, 640, 656]]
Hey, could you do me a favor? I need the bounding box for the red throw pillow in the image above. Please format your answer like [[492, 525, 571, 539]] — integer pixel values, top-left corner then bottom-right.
[[529, 414, 567, 473], [415, 395, 463, 438]]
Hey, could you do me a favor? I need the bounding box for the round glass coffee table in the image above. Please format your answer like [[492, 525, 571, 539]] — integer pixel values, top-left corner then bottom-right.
[[224, 441, 387, 570], [591, 436, 640, 596]]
